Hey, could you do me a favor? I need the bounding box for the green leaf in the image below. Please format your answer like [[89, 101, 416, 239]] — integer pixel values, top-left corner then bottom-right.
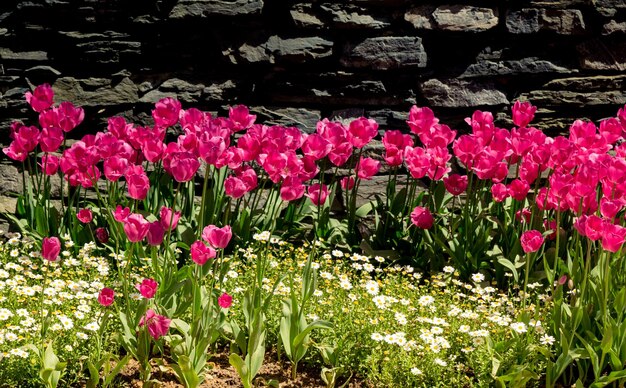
[[293, 320, 332, 350], [104, 354, 130, 387], [355, 202, 373, 218], [497, 257, 519, 283], [229, 353, 251, 388]]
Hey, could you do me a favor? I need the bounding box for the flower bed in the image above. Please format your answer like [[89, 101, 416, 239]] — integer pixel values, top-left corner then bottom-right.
[[2, 84, 626, 386]]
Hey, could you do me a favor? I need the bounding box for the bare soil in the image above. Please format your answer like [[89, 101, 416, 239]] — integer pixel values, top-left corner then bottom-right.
[[117, 351, 364, 388]]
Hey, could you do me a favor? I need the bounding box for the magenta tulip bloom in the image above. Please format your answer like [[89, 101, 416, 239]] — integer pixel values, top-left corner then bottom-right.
[[520, 230, 544, 253], [356, 157, 380, 180], [307, 183, 329, 206], [25, 83, 54, 112], [152, 97, 181, 128], [190, 240, 217, 265], [601, 223, 626, 253], [39, 155, 60, 176], [443, 174, 468, 196], [224, 176, 248, 199], [512, 101, 537, 128], [95, 227, 109, 244], [348, 117, 378, 148], [139, 309, 171, 340], [146, 222, 165, 246], [97, 288, 115, 307], [77, 208, 93, 224], [202, 225, 232, 249], [136, 278, 158, 299], [411, 207, 434, 229], [123, 214, 150, 242], [41, 237, 61, 262], [159, 206, 181, 231], [218, 292, 233, 308]]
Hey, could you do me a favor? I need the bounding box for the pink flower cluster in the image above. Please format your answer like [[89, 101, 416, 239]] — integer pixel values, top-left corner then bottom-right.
[[11, 84, 626, 253], [114, 205, 181, 246], [190, 225, 232, 265]]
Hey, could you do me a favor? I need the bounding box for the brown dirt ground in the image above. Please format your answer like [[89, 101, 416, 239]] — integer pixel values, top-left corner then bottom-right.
[[116, 350, 365, 388]]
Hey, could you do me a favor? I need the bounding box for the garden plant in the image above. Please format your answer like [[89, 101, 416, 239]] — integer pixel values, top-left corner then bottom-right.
[[2, 83, 626, 386]]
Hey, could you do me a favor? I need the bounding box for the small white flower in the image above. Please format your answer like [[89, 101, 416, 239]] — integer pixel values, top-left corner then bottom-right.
[[410, 367, 422, 376], [434, 358, 447, 367], [371, 332, 383, 342], [510, 322, 527, 334], [540, 334, 555, 346], [418, 295, 434, 307], [471, 273, 485, 283], [443, 266, 455, 274]]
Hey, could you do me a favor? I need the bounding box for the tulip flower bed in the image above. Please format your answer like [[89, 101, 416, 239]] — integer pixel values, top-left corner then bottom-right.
[[3, 83, 626, 386]]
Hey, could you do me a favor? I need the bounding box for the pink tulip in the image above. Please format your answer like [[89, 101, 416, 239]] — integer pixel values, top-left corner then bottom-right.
[[39, 126, 64, 153], [356, 157, 380, 180], [190, 240, 216, 265], [280, 177, 305, 201], [123, 213, 150, 242], [584, 215, 604, 241], [146, 222, 165, 246], [77, 208, 93, 224], [228, 105, 256, 131], [238, 167, 258, 191], [237, 133, 261, 162], [307, 183, 329, 206], [601, 223, 626, 253], [348, 117, 378, 148], [126, 172, 150, 200], [103, 156, 129, 182], [491, 183, 509, 202], [515, 208, 532, 223], [520, 230, 544, 253], [340, 176, 355, 190], [141, 138, 165, 163], [384, 146, 404, 167], [3, 142, 28, 162], [199, 135, 226, 165], [618, 104, 626, 129], [599, 118, 622, 144], [202, 225, 232, 249], [139, 309, 171, 340], [407, 106, 438, 136], [443, 174, 468, 196], [152, 97, 181, 128], [136, 278, 158, 299], [159, 207, 181, 231], [25, 83, 54, 112], [13, 125, 40, 153], [167, 152, 199, 182], [56, 102, 84, 132], [600, 198, 622, 219], [40, 155, 60, 176], [42, 237, 61, 262], [328, 142, 353, 167], [95, 227, 109, 244], [512, 101, 537, 128], [225, 176, 248, 199], [113, 205, 131, 223], [405, 147, 429, 179], [411, 206, 434, 229], [98, 288, 115, 307], [218, 292, 233, 308], [508, 179, 530, 201], [301, 134, 332, 160]]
